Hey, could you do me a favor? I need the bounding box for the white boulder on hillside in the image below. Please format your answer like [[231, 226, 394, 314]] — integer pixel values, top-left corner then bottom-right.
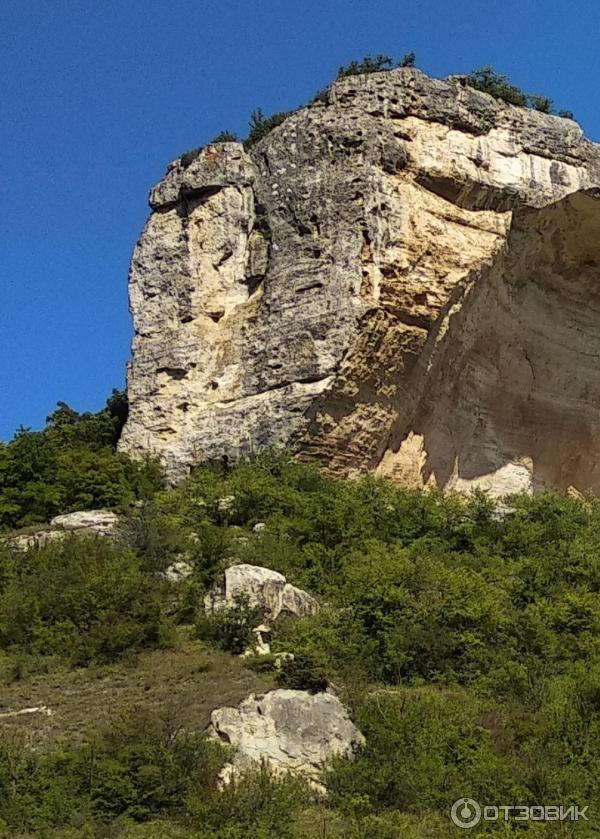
[[7, 509, 120, 550], [208, 689, 364, 789], [204, 564, 318, 620], [50, 509, 120, 535]]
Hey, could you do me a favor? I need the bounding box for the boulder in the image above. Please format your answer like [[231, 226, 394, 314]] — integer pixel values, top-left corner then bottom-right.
[[204, 564, 318, 621], [7, 509, 120, 550], [208, 689, 364, 789], [50, 509, 120, 535]]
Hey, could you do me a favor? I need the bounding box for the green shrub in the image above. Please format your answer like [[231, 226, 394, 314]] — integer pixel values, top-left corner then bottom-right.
[[337, 53, 395, 79], [211, 130, 238, 143], [244, 108, 290, 148], [528, 93, 553, 113], [2, 448, 599, 834], [0, 714, 226, 832], [0, 391, 162, 530], [328, 688, 512, 814], [195, 594, 260, 655], [337, 52, 416, 79], [466, 65, 529, 106], [276, 652, 328, 693], [399, 51, 416, 68], [180, 146, 204, 167], [187, 766, 312, 839], [466, 66, 570, 118], [0, 537, 174, 663]]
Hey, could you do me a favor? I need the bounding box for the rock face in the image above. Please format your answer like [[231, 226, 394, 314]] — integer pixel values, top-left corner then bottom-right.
[[120, 68, 600, 495], [208, 689, 364, 788], [204, 564, 318, 621]]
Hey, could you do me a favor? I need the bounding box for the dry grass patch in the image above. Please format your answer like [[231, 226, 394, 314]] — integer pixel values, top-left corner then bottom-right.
[[0, 630, 275, 749]]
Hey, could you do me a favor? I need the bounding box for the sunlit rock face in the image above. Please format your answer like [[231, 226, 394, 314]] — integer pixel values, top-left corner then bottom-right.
[[120, 68, 600, 495]]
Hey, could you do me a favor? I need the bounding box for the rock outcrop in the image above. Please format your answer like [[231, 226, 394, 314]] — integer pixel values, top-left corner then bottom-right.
[[204, 564, 318, 621], [49, 510, 120, 535], [120, 68, 600, 495], [208, 689, 364, 789], [7, 509, 120, 550]]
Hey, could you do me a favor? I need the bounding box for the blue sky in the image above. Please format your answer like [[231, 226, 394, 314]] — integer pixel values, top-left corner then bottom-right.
[[2, 0, 599, 439]]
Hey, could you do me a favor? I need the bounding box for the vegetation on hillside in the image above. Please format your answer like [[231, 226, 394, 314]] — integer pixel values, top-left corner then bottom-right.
[[336, 51, 416, 78], [0, 391, 161, 531], [1, 442, 598, 836]]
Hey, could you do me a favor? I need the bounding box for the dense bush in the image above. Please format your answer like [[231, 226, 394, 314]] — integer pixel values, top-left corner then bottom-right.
[[195, 593, 260, 655], [0, 703, 317, 838], [0, 391, 162, 530], [180, 145, 204, 167], [466, 65, 529, 106], [2, 450, 599, 835], [0, 536, 174, 664], [211, 130, 238, 142], [275, 652, 328, 693], [0, 712, 226, 833], [337, 51, 416, 78]]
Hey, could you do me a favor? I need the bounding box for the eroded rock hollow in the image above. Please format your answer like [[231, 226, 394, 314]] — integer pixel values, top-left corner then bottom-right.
[[119, 68, 600, 495]]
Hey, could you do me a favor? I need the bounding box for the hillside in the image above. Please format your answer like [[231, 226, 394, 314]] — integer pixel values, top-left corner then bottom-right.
[[1, 406, 599, 835]]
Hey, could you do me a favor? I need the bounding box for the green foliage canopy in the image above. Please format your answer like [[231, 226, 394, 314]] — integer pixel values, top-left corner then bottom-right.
[[0, 391, 162, 530]]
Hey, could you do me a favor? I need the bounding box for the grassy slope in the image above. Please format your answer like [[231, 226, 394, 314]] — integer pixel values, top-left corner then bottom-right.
[[0, 631, 274, 749]]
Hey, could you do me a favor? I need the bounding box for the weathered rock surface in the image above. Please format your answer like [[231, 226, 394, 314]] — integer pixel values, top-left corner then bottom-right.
[[208, 689, 364, 788], [7, 509, 120, 550], [50, 510, 120, 535], [120, 68, 600, 495], [204, 564, 318, 621], [161, 559, 194, 583]]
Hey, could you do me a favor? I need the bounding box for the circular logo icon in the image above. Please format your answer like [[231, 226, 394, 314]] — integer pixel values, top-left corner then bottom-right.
[[451, 798, 482, 829]]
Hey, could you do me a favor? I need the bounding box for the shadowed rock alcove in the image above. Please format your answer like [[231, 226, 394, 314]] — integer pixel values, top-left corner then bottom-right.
[[378, 190, 600, 494]]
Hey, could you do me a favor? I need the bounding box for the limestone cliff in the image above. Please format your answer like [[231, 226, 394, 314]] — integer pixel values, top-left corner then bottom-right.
[[119, 68, 600, 495]]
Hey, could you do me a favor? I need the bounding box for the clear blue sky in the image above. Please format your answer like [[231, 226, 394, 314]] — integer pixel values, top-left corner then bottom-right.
[[2, 0, 599, 440]]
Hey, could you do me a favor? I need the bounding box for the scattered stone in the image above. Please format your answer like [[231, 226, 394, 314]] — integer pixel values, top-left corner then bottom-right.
[[490, 502, 517, 522], [217, 495, 236, 514], [0, 706, 54, 719]]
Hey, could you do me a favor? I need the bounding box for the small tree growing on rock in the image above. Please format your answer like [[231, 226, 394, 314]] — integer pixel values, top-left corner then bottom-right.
[[244, 109, 290, 149], [337, 53, 395, 79]]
